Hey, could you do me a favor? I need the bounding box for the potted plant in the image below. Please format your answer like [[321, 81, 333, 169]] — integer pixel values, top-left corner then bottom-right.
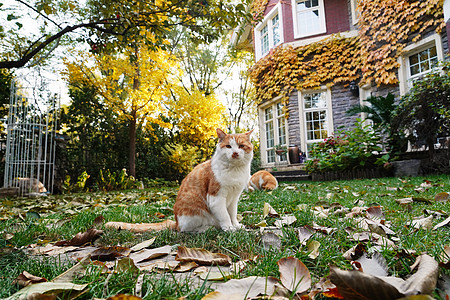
[[274, 144, 288, 156]]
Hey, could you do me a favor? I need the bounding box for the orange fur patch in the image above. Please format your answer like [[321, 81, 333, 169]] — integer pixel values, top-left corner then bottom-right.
[[249, 170, 278, 191]]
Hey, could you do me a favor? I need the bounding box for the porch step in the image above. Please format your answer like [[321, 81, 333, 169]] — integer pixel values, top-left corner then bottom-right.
[[271, 170, 311, 182]]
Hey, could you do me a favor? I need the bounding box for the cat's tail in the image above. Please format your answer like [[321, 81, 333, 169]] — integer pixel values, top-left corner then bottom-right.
[[105, 219, 177, 233]]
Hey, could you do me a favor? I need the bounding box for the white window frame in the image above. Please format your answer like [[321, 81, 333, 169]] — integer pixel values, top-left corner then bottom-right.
[[350, 0, 359, 25], [291, 0, 326, 39], [298, 88, 333, 156], [259, 97, 289, 166], [397, 33, 444, 95], [254, 3, 284, 60]]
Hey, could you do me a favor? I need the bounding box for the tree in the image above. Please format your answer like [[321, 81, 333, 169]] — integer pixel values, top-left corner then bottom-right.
[[0, 69, 13, 120], [392, 62, 450, 160], [63, 45, 176, 176], [0, 0, 251, 69]]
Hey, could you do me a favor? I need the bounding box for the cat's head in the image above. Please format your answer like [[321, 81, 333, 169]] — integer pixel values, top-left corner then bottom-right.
[[215, 128, 253, 164]]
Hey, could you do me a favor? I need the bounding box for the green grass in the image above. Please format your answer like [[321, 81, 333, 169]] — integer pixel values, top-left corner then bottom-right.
[[0, 175, 449, 298]]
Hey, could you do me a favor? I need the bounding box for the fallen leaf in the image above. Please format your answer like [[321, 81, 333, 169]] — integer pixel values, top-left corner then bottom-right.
[[329, 265, 404, 300], [298, 226, 315, 245], [343, 243, 367, 261], [5, 282, 88, 300], [435, 192, 449, 202], [12, 271, 47, 287], [130, 237, 156, 252], [104, 219, 176, 232], [199, 271, 233, 281], [397, 254, 438, 295], [439, 245, 450, 268], [353, 252, 388, 277], [309, 277, 342, 299], [106, 294, 143, 300], [129, 245, 172, 263], [277, 257, 311, 293], [306, 240, 320, 259], [395, 198, 413, 205], [263, 202, 279, 218], [52, 255, 90, 283], [410, 215, 433, 230], [275, 215, 297, 228], [55, 228, 103, 246], [90, 246, 131, 261], [261, 232, 281, 250], [214, 276, 279, 298], [433, 216, 450, 230], [366, 206, 385, 221], [437, 274, 450, 300], [175, 246, 231, 266], [201, 291, 243, 300]]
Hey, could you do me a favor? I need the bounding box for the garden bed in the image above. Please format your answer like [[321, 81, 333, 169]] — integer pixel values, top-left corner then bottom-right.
[[311, 168, 391, 181]]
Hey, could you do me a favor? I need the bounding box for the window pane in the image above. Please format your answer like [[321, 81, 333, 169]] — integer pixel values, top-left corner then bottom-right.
[[409, 45, 438, 77], [266, 122, 274, 148], [409, 54, 419, 65], [260, 25, 269, 54], [265, 106, 273, 121], [304, 92, 326, 109], [267, 149, 275, 163]]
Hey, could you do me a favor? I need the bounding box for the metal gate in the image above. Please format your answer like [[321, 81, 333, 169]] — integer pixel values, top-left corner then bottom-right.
[[3, 81, 59, 195]]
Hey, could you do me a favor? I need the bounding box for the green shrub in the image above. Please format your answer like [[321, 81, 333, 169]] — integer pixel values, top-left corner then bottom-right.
[[95, 169, 142, 191], [305, 119, 388, 173]]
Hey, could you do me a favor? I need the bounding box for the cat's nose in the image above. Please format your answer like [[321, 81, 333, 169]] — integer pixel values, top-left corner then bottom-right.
[[232, 152, 239, 158]]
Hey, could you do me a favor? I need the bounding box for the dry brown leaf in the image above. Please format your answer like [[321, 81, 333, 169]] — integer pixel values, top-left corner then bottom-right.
[[261, 232, 281, 250], [437, 274, 450, 300], [396, 254, 438, 295], [439, 245, 450, 268], [90, 246, 131, 261], [104, 219, 176, 232], [353, 252, 388, 277], [201, 291, 243, 300], [395, 197, 413, 205], [175, 246, 231, 266], [263, 202, 279, 218], [435, 192, 449, 202], [329, 265, 404, 300], [275, 215, 297, 228], [12, 271, 47, 287], [309, 277, 341, 299], [433, 216, 450, 230], [214, 276, 279, 298], [106, 294, 143, 300], [277, 257, 311, 294], [54, 228, 103, 246], [52, 256, 91, 283], [343, 243, 367, 261], [410, 215, 433, 230], [306, 240, 320, 259], [129, 245, 172, 264], [298, 226, 315, 245], [130, 237, 156, 252], [366, 206, 385, 221]]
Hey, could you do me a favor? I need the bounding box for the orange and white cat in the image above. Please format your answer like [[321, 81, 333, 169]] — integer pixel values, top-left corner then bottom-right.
[[248, 170, 278, 191], [173, 128, 253, 232]]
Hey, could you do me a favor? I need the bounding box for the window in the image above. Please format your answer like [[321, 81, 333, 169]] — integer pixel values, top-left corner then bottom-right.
[[397, 34, 444, 95], [262, 101, 287, 165], [299, 90, 333, 153], [255, 4, 283, 60], [292, 0, 326, 38], [408, 46, 438, 81]]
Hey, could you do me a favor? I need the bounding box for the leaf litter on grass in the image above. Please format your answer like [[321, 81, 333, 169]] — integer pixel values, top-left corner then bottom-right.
[[3, 176, 450, 299]]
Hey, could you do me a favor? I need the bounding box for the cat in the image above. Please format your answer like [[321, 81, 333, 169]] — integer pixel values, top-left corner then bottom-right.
[[248, 170, 278, 191], [173, 128, 253, 232]]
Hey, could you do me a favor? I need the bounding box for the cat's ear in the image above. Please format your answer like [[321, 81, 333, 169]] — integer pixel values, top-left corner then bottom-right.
[[245, 129, 254, 139], [216, 128, 227, 141]]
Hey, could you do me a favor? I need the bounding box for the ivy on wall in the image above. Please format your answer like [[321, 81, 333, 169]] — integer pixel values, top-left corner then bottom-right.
[[249, 35, 360, 104], [249, 0, 445, 104]]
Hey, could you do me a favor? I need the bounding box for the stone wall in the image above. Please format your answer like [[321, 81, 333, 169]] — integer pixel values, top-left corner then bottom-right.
[[330, 84, 361, 132]]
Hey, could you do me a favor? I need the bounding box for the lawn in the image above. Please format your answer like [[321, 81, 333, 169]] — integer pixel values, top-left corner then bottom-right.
[[0, 174, 449, 299]]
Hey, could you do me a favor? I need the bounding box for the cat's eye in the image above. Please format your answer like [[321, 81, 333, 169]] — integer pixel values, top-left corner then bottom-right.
[[226, 145, 232, 148], [238, 144, 245, 149]]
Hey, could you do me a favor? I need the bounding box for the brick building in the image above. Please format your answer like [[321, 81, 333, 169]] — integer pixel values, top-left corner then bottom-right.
[[237, 0, 448, 170]]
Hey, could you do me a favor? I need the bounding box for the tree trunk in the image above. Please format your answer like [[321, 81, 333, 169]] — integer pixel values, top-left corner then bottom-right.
[[128, 114, 137, 177]]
